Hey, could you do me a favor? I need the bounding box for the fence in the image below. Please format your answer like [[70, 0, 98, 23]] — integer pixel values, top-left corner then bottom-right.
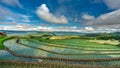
[[0, 60, 119, 68]]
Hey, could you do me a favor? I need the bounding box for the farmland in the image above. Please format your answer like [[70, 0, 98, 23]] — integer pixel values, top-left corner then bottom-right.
[[0, 32, 120, 67]]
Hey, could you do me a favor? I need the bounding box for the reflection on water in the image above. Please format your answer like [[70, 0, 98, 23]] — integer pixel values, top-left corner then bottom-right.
[[1, 38, 120, 66], [0, 50, 38, 62]]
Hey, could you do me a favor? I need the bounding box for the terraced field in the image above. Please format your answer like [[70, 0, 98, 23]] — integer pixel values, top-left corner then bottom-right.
[[0, 35, 120, 67]]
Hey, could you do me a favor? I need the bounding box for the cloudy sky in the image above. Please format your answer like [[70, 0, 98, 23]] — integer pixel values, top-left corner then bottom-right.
[[0, 0, 120, 32]]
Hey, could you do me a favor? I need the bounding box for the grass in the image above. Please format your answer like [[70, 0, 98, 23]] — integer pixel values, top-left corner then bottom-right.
[[0, 37, 14, 50], [0, 37, 7, 49]]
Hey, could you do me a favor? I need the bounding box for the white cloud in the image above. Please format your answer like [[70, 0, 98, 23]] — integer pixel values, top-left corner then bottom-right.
[[57, 26, 77, 30], [83, 9, 120, 30], [0, 5, 17, 18], [20, 14, 31, 22], [82, 14, 95, 20], [0, 21, 16, 25], [1, 23, 36, 31], [0, 5, 32, 24], [37, 26, 79, 32], [6, 17, 15, 20], [36, 4, 68, 24], [84, 27, 94, 31], [1, 0, 23, 8], [94, 9, 120, 25], [15, 24, 34, 29], [0, 5, 20, 23], [104, 0, 120, 9], [37, 26, 54, 31], [0, 24, 119, 33], [22, 19, 31, 22]]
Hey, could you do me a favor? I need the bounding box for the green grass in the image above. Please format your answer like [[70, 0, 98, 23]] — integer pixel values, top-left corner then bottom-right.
[[0, 37, 14, 49]]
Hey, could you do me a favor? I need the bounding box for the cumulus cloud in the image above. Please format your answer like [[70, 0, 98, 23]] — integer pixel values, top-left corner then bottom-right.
[[104, 0, 120, 9], [93, 9, 120, 25], [82, 14, 95, 20], [36, 4, 68, 24], [0, 0, 23, 8], [84, 26, 94, 31], [83, 9, 120, 29]]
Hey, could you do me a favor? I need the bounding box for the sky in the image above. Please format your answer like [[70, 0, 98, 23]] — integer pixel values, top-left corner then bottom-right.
[[0, 0, 120, 32]]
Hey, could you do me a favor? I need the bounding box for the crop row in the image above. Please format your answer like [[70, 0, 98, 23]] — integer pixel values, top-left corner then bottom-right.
[[4, 38, 120, 58], [18, 40, 120, 55], [39, 39, 119, 49], [2, 38, 120, 66], [27, 39, 120, 51]]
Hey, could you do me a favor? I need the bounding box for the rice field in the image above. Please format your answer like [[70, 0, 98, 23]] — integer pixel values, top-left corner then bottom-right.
[[0, 34, 120, 67], [88, 40, 119, 45]]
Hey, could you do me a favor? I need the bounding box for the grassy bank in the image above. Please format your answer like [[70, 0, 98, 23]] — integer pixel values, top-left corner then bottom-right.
[[0, 37, 14, 50]]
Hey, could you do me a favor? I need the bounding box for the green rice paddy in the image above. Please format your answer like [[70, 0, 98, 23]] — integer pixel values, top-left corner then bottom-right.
[[0, 34, 120, 66]]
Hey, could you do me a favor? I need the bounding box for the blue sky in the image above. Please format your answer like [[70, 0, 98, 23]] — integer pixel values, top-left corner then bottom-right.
[[0, 0, 120, 32]]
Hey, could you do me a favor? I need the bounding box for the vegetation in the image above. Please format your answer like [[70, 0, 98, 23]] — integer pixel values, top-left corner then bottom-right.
[[88, 40, 119, 45], [84, 32, 120, 40], [39, 39, 119, 49], [0, 37, 13, 49], [0, 32, 120, 67]]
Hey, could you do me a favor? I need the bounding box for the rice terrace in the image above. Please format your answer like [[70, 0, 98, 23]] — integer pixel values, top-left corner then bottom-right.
[[0, 31, 120, 68], [0, 0, 120, 68]]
